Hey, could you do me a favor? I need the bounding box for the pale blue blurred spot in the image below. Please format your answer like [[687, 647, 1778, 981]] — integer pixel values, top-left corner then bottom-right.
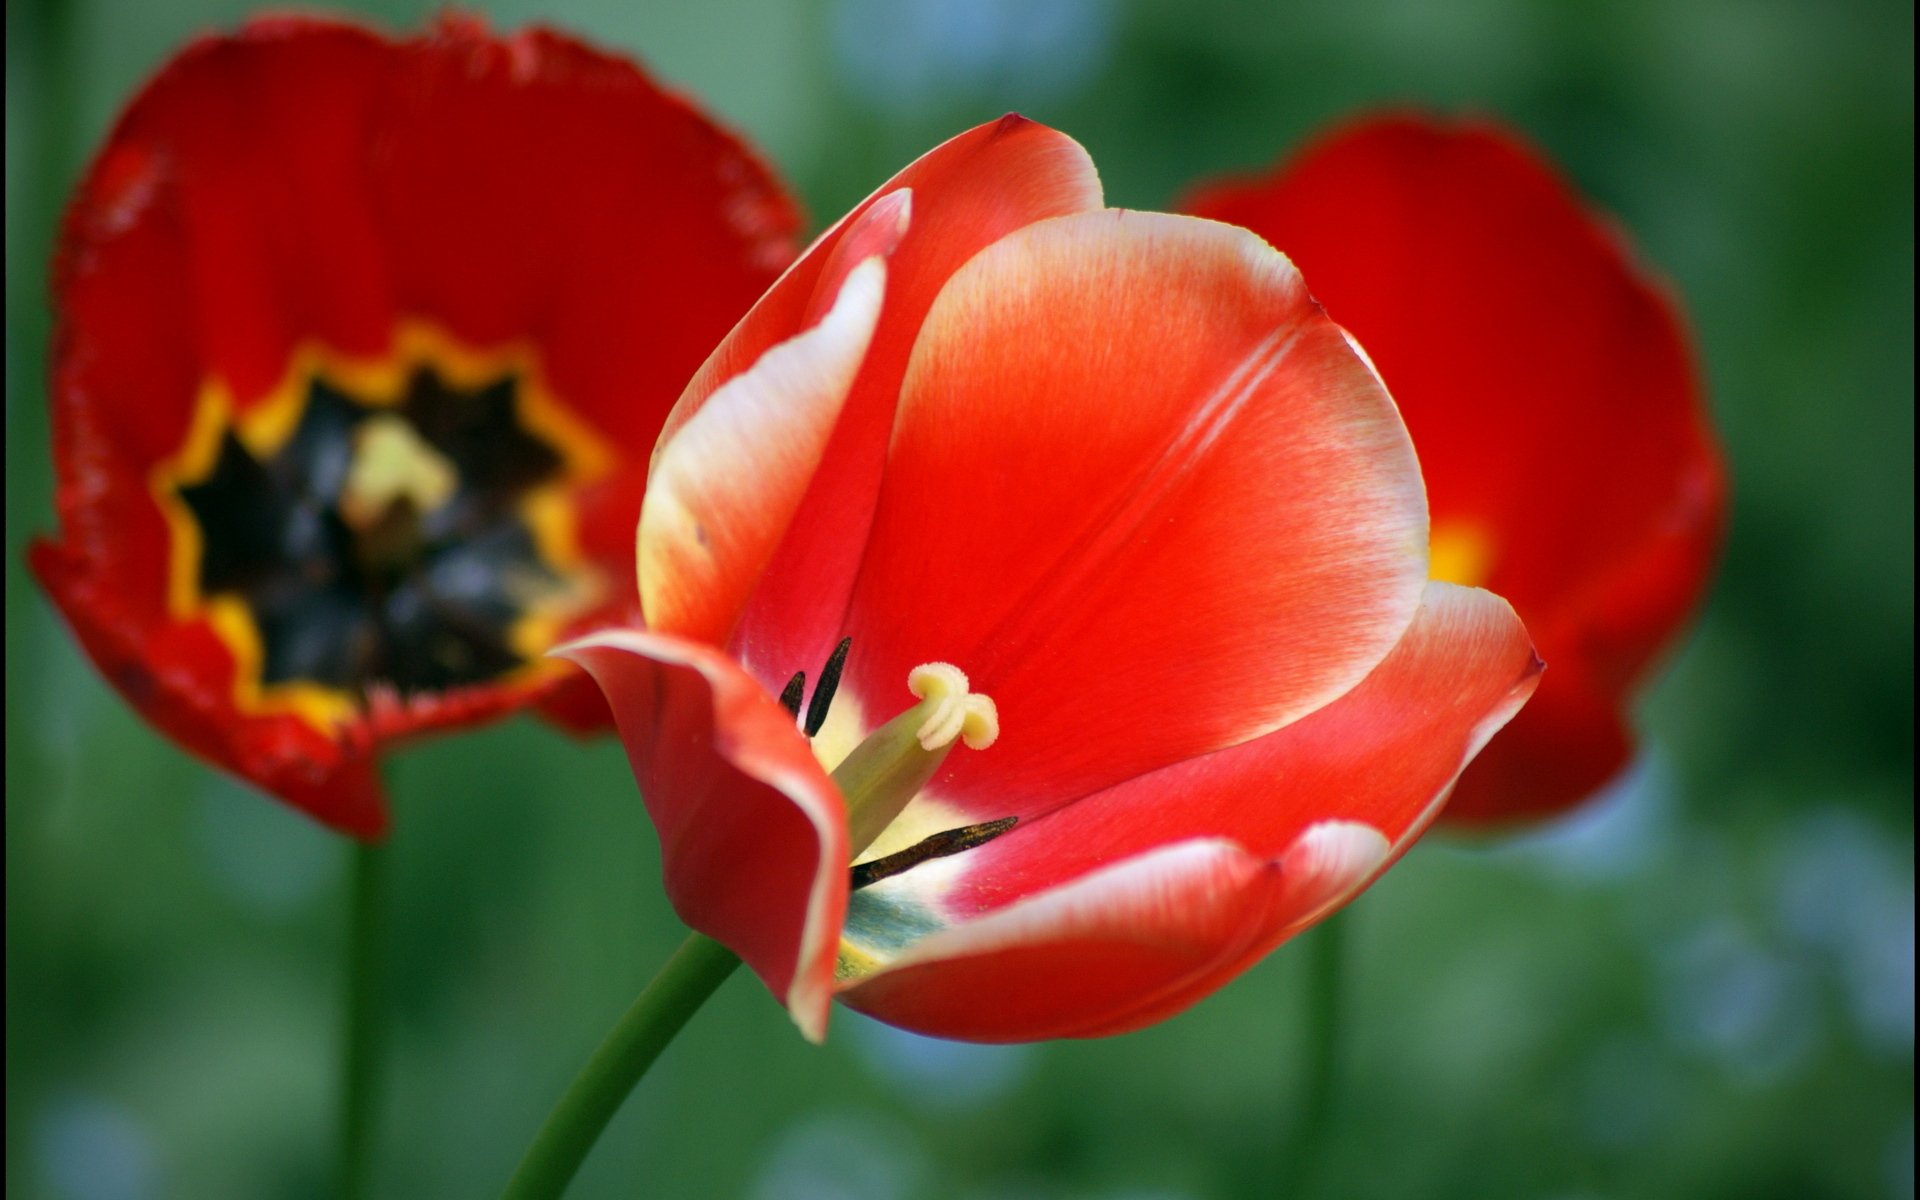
[[751, 1111, 928, 1200], [35, 1094, 158, 1200], [193, 778, 338, 916], [1658, 918, 1819, 1084], [1771, 807, 1916, 1056], [845, 1011, 1035, 1111], [829, 0, 1114, 114]]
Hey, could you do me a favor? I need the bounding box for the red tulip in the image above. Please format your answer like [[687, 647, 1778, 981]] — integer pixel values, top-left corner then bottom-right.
[[29, 15, 801, 836], [1182, 114, 1726, 823], [564, 117, 1543, 1042]]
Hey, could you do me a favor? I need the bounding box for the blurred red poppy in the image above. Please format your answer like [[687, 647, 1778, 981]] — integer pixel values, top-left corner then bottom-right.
[[563, 117, 1543, 1042], [28, 14, 800, 836], [1182, 114, 1726, 823]]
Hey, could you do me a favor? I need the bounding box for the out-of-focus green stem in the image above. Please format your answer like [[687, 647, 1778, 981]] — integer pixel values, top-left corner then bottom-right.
[[500, 932, 741, 1200], [339, 839, 388, 1200], [1280, 913, 1348, 1190]]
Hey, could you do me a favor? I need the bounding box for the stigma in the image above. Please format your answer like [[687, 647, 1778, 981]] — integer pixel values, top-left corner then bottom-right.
[[830, 663, 998, 856], [338, 413, 458, 532], [905, 663, 999, 751]]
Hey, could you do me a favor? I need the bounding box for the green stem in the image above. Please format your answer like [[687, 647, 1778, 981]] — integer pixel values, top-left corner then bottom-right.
[[1281, 913, 1348, 1190], [1301, 912, 1347, 1127], [501, 932, 741, 1200], [339, 839, 388, 1200]]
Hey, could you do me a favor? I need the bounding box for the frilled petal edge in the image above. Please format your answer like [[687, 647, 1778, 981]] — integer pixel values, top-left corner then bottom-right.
[[556, 628, 848, 1040]]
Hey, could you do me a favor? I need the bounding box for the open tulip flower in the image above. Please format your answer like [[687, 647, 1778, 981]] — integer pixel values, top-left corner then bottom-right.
[[1183, 114, 1726, 823], [563, 117, 1545, 1043], [29, 15, 800, 835]]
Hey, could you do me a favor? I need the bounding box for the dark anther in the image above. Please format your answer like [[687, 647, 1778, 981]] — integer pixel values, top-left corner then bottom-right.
[[778, 671, 807, 719], [850, 816, 1018, 890], [805, 636, 854, 737]]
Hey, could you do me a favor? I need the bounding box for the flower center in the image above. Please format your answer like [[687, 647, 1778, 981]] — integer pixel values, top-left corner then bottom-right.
[[780, 647, 1013, 889], [830, 662, 999, 856], [170, 354, 596, 715]]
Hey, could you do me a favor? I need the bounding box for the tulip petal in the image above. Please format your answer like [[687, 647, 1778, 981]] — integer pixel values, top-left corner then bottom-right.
[[1184, 113, 1724, 819], [675, 116, 1105, 693], [833, 582, 1537, 1040], [838, 210, 1428, 818], [638, 252, 888, 644], [932, 581, 1540, 907], [555, 629, 848, 1041], [838, 824, 1387, 1042], [34, 13, 803, 831]]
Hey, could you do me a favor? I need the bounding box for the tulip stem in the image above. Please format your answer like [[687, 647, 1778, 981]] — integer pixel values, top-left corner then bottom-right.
[[339, 839, 387, 1200], [501, 931, 741, 1200], [1282, 912, 1348, 1188]]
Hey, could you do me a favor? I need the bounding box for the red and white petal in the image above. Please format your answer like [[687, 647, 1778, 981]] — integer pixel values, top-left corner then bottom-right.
[[1183, 113, 1724, 819], [837, 824, 1387, 1042], [638, 253, 888, 644], [930, 581, 1541, 912], [556, 629, 848, 1041], [717, 116, 1104, 692], [838, 210, 1428, 815], [1440, 658, 1630, 824]]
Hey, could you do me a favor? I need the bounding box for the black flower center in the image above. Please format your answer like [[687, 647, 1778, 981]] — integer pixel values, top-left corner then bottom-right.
[[177, 365, 585, 703]]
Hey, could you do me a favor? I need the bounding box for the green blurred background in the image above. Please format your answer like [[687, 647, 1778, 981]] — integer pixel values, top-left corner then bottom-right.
[[5, 0, 1912, 1197]]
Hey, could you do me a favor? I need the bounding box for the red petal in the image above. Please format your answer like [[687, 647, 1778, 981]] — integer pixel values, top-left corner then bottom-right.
[[1184, 113, 1725, 818], [663, 115, 1103, 692], [838, 825, 1387, 1042], [926, 581, 1539, 910], [837, 582, 1538, 1040], [29, 539, 387, 835], [838, 210, 1427, 815], [638, 246, 891, 643], [35, 14, 800, 829], [557, 630, 847, 1041]]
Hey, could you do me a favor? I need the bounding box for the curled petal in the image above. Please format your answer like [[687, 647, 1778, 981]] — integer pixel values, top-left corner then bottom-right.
[[839, 825, 1388, 1042], [714, 115, 1105, 691], [935, 581, 1542, 908], [837, 582, 1538, 1040], [638, 248, 890, 644], [556, 629, 847, 1041]]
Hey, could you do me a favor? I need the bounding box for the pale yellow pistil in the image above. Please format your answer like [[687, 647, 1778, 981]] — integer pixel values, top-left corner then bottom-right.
[[339, 414, 458, 531], [339, 414, 459, 569], [830, 662, 998, 858]]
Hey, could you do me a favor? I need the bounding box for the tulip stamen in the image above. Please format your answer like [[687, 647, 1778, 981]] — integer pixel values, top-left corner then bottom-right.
[[849, 816, 1018, 890], [831, 662, 999, 856], [778, 671, 807, 719], [805, 636, 853, 737]]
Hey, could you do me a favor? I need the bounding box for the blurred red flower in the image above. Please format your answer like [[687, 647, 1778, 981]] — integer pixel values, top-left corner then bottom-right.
[[565, 117, 1543, 1042], [1183, 114, 1726, 823], [28, 14, 801, 836]]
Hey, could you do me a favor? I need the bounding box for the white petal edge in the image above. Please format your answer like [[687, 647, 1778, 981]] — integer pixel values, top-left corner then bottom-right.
[[843, 825, 1387, 989], [637, 255, 888, 639], [553, 627, 847, 1042], [1383, 581, 1544, 860]]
